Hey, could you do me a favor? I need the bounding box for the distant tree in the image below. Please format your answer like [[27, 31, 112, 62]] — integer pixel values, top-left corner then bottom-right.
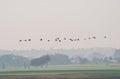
[[72, 56, 90, 64], [1, 63, 6, 69], [91, 52, 105, 64], [0, 54, 30, 68], [24, 62, 28, 69], [109, 56, 113, 61], [49, 54, 71, 65], [103, 57, 110, 65], [114, 50, 120, 63], [79, 57, 90, 64], [31, 55, 50, 67]]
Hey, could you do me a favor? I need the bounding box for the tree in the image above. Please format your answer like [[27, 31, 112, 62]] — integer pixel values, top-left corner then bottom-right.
[[114, 49, 120, 63], [49, 54, 71, 65], [1, 63, 6, 69], [0, 54, 29, 68], [91, 52, 105, 64], [78, 57, 90, 64], [31, 55, 50, 67], [72, 56, 90, 64]]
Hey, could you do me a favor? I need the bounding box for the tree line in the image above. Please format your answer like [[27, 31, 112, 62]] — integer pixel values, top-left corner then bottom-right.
[[0, 49, 120, 69]]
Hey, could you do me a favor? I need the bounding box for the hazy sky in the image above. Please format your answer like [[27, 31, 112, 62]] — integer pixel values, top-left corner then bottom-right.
[[0, 0, 120, 50]]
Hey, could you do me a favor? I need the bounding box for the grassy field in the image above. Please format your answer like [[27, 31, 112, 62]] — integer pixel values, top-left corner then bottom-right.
[[0, 64, 120, 79]]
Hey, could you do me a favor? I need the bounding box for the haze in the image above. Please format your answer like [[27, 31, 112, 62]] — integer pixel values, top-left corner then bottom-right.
[[0, 0, 120, 50]]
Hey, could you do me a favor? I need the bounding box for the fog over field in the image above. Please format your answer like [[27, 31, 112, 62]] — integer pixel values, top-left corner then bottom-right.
[[0, 48, 115, 58], [0, 1, 120, 79], [0, 0, 120, 50]]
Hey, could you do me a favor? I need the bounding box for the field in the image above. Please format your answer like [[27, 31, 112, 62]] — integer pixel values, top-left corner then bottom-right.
[[0, 64, 120, 79]]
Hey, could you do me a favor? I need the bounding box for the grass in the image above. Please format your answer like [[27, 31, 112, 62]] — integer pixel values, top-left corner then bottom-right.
[[1, 64, 120, 71], [0, 64, 120, 78]]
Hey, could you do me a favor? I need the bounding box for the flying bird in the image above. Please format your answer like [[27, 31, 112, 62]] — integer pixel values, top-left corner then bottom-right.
[[77, 38, 80, 41], [88, 37, 91, 40], [57, 38, 60, 40], [40, 39, 43, 41], [70, 39, 73, 41], [59, 40, 61, 42], [74, 39, 77, 41], [64, 38, 66, 40], [24, 39, 27, 42], [55, 39, 58, 41], [84, 38, 87, 40], [104, 36, 107, 38], [19, 40, 22, 42], [92, 37, 96, 39], [28, 39, 31, 41], [47, 40, 50, 42]]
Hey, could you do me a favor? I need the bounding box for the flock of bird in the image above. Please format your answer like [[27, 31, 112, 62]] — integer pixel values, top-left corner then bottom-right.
[[19, 36, 107, 42]]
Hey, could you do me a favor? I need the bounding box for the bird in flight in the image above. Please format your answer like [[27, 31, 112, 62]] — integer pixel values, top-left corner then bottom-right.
[[24, 39, 27, 42], [59, 40, 61, 42], [88, 37, 91, 40], [64, 38, 66, 40], [40, 39, 43, 41], [104, 36, 107, 38], [70, 39, 73, 41], [28, 39, 31, 41], [77, 38, 80, 41], [19, 36, 108, 43], [47, 40, 50, 42], [84, 38, 87, 40], [92, 37, 96, 39], [19, 40, 22, 42]]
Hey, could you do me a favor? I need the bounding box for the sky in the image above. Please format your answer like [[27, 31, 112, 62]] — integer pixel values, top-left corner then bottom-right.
[[0, 0, 120, 50]]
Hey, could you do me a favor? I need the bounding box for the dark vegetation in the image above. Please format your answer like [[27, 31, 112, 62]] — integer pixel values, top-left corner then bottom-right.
[[0, 49, 120, 78], [31, 55, 50, 67], [0, 49, 120, 69]]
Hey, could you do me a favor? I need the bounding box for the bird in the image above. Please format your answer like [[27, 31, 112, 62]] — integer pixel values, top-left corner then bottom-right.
[[55, 39, 57, 41], [57, 38, 60, 40], [24, 39, 27, 42], [88, 37, 91, 40], [54, 38, 60, 41], [104, 36, 107, 38], [74, 39, 77, 41], [47, 40, 50, 42], [84, 38, 87, 40], [28, 39, 31, 41], [59, 40, 61, 42], [92, 37, 96, 39], [77, 38, 80, 41], [70, 39, 73, 41], [40, 39, 43, 41], [19, 40, 22, 42], [64, 38, 66, 40], [55, 39, 58, 41]]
